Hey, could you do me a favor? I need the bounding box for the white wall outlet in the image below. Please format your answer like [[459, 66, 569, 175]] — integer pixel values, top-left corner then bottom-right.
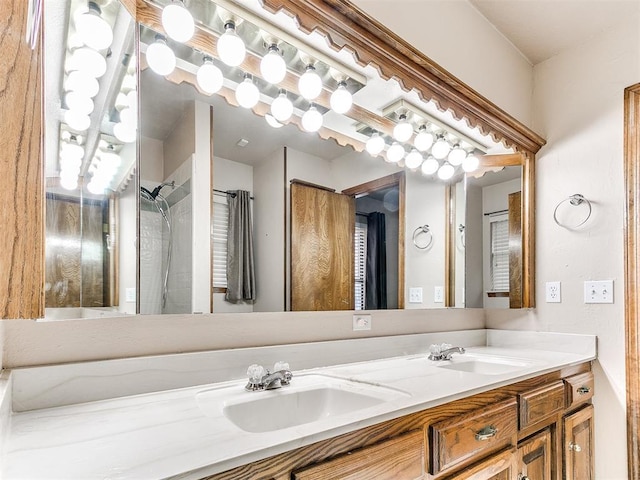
[[353, 314, 372, 331], [125, 287, 136, 302], [409, 287, 423, 303], [584, 280, 614, 304], [434, 286, 444, 303], [545, 281, 561, 303]]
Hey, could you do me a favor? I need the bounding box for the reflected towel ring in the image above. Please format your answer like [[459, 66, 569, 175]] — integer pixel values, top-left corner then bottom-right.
[[458, 224, 465, 249], [413, 225, 434, 250], [553, 194, 592, 228]]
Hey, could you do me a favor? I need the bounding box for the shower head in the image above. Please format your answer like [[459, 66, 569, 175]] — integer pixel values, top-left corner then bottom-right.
[[141, 181, 175, 200]]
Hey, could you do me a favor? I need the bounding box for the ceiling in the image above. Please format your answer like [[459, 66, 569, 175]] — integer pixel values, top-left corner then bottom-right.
[[468, 0, 640, 64]]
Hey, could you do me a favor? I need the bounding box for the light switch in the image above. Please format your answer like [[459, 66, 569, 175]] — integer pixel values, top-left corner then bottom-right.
[[409, 287, 423, 303], [584, 280, 614, 304], [434, 286, 444, 303]]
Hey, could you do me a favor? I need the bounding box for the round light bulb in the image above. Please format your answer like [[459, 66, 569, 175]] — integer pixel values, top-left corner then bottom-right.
[[437, 162, 455, 180], [67, 47, 107, 78], [217, 22, 246, 67], [386, 142, 405, 163], [121, 74, 136, 92], [432, 135, 451, 160], [61, 142, 84, 161], [270, 92, 293, 122], [87, 180, 105, 195], [126, 90, 137, 108], [260, 46, 287, 84], [100, 151, 122, 168], [265, 114, 284, 129], [462, 154, 480, 172], [301, 106, 323, 132], [421, 156, 439, 175], [114, 122, 137, 143], [366, 133, 385, 156], [119, 107, 136, 126], [161, 1, 195, 43], [235, 76, 260, 109], [330, 82, 352, 114], [60, 155, 82, 171], [405, 149, 423, 169], [65, 91, 94, 115], [60, 176, 79, 191], [414, 128, 434, 152], [196, 58, 223, 95], [298, 65, 322, 100], [146, 37, 176, 76], [64, 110, 91, 132], [393, 115, 413, 142], [448, 144, 467, 166], [76, 3, 113, 50], [64, 71, 99, 98]]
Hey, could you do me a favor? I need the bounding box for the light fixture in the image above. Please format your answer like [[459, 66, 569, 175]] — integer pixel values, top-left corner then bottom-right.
[[64, 110, 91, 132], [330, 81, 352, 114], [462, 154, 480, 172], [235, 74, 260, 109], [75, 2, 113, 50], [405, 149, 423, 169], [87, 180, 105, 195], [66, 47, 107, 78], [448, 144, 467, 166], [414, 125, 434, 152], [431, 134, 451, 160], [270, 90, 293, 122], [146, 35, 176, 76], [114, 122, 136, 143], [119, 107, 136, 126], [386, 142, 405, 163], [437, 162, 455, 180], [393, 114, 413, 142], [298, 65, 322, 100], [64, 70, 99, 98], [301, 104, 323, 132], [60, 141, 84, 162], [265, 114, 284, 129], [65, 91, 94, 115], [260, 44, 287, 84], [60, 175, 79, 191], [421, 156, 439, 175], [366, 133, 385, 156], [196, 56, 223, 95], [161, 0, 195, 43], [217, 21, 246, 67]]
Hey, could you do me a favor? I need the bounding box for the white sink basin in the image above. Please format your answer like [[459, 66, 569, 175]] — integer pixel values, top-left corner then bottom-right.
[[196, 374, 409, 433], [434, 354, 535, 375]]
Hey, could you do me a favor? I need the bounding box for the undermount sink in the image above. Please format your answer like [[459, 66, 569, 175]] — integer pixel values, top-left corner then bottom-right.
[[197, 374, 409, 433], [434, 354, 535, 375]]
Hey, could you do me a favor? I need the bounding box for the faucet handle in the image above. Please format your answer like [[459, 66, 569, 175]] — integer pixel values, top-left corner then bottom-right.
[[273, 361, 290, 372], [247, 364, 265, 382]]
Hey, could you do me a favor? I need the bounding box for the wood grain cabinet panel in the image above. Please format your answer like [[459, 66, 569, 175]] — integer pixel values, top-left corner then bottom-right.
[[564, 372, 594, 409], [519, 381, 565, 429], [517, 429, 552, 480], [441, 448, 516, 480], [430, 398, 518, 474], [563, 405, 594, 480], [292, 430, 424, 480]]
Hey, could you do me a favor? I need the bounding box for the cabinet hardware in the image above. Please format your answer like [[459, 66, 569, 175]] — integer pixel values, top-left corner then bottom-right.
[[518, 475, 530, 480], [569, 442, 582, 452], [577, 386, 591, 394], [474, 425, 497, 441]]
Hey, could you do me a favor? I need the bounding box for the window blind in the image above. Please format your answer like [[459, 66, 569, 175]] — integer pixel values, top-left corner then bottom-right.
[[490, 218, 509, 292], [212, 200, 229, 288], [354, 219, 367, 310]]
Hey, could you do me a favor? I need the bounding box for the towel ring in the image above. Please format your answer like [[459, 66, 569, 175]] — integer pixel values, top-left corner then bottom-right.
[[413, 225, 434, 250], [553, 194, 592, 228], [458, 224, 466, 249]]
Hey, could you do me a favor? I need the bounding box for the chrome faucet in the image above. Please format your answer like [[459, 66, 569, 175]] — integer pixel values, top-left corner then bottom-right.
[[245, 362, 292, 391], [428, 343, 466, 361]]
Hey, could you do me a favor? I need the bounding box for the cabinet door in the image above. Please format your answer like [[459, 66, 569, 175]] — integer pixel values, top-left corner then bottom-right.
[[442, 448, 516, 480], [563, 405, 594, 480], [517, 428, 552, 480]]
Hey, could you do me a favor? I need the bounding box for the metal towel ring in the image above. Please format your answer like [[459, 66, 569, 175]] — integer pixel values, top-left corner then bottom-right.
[[553, 194, 592, 228], [413, 225, 434, 250]]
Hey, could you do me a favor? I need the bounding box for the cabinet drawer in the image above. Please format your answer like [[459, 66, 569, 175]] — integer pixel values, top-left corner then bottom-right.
[[429, 398, 517, 474], [519, 381, 565, 429], [292, 430, 424, 480], [565, 372, 594, 408]]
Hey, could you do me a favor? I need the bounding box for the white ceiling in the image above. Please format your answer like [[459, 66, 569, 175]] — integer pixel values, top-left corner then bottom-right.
[[468, 0, 640, 64]]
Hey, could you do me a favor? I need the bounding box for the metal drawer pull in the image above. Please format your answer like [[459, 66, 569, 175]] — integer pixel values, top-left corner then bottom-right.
[[569, 442, 582, 452], [518, 475, 530, 480], [577, 386, 591, 395], [475, 425, 497, 441]]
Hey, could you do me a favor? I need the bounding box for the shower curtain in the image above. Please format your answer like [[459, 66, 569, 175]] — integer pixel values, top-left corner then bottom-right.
[[225, 190, 256, 302], [365, 212, 387, 309]]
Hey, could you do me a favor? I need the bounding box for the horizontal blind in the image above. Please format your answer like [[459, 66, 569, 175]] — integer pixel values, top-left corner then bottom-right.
[[490, 218, 509, 292], [354, 219, 367, 310], [212, 200, 229, 288]]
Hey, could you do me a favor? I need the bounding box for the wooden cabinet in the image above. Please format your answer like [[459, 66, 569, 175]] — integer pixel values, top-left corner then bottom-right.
[[442, 448, 516, 480], [563, 405, 595, 480], [517, 429, 553, 480]]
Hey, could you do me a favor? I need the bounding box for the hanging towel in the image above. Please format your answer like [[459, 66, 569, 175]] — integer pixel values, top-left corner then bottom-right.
[[225, 190, 256, 302]]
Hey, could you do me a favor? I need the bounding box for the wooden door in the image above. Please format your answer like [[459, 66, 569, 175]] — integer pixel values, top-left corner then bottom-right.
[[563, 405, 594, 480], [517, 429, 552, 480], [290, 181, 355, 311], [442, 448, 516, 480]]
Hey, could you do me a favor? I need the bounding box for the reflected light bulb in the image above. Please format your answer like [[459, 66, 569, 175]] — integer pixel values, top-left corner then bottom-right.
[[235, 75, 260, 109], [196, 57, 223, 95], [76, 2, 113, 50], [448, 144, 467, 166], [421, 156, 439, 175], [65, 91, 94, 115], [146, 37, 176, 76], [66, 47, 107, 78], [87, 180, 105, 195], [61, 142, 84, 161], [301, 105, 323, 132], [405, 149, 423, 169], [265, 114, 284, 129], [270, 91, 293, 122], [330, 82, 352, 114], [114, 122, 137, 143], [161, 1, 195, 43], [414, 127, 434, 152], [298, 65, 322, 100], [366, 133, 385, 156], [217, 22, 246, 67], [393, 114, 413, 142], [60, 176, 79, 191], [437, 162, 455, 180], [432, 135, 451, 159], [386, 142, 405, 163], [64, 110, 91, 132], [462, 154, 480, 172], [64, 71, 99, 98], [260, 45, 287, 84]]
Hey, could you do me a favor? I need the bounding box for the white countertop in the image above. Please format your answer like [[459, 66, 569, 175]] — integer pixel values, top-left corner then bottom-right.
[[1, 330, 596, 480]]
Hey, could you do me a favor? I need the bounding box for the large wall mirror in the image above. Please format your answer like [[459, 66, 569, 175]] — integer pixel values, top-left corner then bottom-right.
[[42, 0, 543, 320]]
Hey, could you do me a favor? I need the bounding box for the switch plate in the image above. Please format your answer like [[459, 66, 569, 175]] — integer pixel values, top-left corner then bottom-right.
[[584, 280, 614, 304], [409, 287, 423, 303], [545, 281, 561, 303], [125, 287, 136, 302], [353, 314, 372, 331], [434, 286, 444, 303]]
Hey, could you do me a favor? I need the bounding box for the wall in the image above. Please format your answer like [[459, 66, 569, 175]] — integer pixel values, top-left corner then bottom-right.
[[163, 102, 196, 178], [487, 15, 640, 479]]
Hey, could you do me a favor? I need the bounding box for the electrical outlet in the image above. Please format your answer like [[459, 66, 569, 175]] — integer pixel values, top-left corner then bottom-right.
[[409, 287, 423, 303], [434, 286, 444, 303], [584, 280, 614, 304], [353, 314, 372, 331], [545, 281, 561, 303], [125, 287, 136, 302]]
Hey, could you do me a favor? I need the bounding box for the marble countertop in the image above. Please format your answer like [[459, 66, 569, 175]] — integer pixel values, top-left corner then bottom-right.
[[2, 330, 596, 480]]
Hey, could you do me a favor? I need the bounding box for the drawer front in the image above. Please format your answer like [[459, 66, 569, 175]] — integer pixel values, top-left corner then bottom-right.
[[429, 398, 517, 474], [519, 381, 565, 429], [565, 372, 594, 408]]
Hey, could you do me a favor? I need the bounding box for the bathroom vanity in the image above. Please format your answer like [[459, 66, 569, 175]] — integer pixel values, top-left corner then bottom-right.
[[0, 330, 595, 479]]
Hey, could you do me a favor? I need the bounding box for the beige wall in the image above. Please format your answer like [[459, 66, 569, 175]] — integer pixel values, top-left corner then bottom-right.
[[163, 102, 196, 178]]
